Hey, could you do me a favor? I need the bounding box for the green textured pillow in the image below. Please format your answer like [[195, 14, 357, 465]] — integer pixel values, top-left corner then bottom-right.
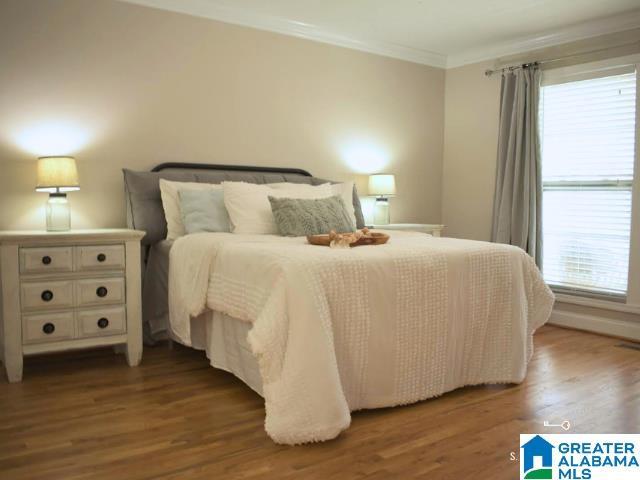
[[268, 195, 356, 236]]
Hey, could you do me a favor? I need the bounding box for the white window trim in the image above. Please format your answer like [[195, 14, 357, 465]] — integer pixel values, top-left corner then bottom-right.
[[628, 64, 640, 307], [554, 293, 640, 315], [541, 54, 640, 310], [541, 53, 640, 86]]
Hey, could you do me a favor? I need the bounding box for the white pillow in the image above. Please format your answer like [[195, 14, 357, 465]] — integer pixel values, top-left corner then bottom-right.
[[223, 181, 333, 234], [330, 182, 356, 227], [159, 179, 222, 240], [269, 181, 356, 227]]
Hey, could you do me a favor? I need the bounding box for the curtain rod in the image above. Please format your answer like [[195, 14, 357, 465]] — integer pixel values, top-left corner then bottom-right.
[[484, 41, 640, 77]]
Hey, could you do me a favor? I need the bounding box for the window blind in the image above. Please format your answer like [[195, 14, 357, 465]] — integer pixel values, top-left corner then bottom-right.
[[540, 71, 637, 297]]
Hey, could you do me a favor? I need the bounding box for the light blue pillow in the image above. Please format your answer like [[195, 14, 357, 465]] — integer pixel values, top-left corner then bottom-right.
[[179, 188, 231, 234]]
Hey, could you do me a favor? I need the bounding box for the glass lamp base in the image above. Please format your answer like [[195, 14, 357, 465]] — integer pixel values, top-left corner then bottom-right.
[[46, 193, 71, 231], [373, 198, 390, 225]]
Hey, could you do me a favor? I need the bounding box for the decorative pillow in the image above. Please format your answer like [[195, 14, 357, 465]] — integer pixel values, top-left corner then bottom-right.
[[268, 181, 357, 227], [222, 181, 333, 234], [268, 195, 356, 236], [159, 179, 222, 240], [179, 189, 231, 234]]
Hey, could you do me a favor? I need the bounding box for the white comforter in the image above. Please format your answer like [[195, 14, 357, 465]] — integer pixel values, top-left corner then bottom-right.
[[168, 231, 554, 444]]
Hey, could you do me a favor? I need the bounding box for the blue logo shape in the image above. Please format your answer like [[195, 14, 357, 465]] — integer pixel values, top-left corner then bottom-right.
[[521, 435, 554, 478]]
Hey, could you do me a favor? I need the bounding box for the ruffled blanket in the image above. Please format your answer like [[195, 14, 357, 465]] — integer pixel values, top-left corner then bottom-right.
[[169, 231, 554, 444]]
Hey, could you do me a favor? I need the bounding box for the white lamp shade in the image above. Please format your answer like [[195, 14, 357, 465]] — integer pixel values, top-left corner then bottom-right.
[[36, 156, 80, 192], [368, 174, 396, 196]]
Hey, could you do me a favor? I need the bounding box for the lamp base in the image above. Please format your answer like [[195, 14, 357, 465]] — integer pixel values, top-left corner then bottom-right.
[[373, 197, 390, 225], [46, 193, 70, 231]]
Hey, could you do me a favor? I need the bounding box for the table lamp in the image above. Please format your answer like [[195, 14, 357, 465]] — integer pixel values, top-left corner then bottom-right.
[[368, 174, 396, 225], [35, 156, 80, 231]]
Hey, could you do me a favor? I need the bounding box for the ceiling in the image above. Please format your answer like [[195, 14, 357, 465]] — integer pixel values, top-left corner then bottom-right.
[[122, 0, 640, 68]]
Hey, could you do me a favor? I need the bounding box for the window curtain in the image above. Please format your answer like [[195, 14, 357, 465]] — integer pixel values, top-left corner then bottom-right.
[[491, 65, 542, 267]]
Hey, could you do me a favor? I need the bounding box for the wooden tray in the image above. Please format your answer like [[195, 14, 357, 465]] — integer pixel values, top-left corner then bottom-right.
[[307, 232, 390, 247]]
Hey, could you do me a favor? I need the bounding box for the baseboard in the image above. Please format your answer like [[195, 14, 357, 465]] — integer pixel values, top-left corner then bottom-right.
[[549, 309, 640, 342]]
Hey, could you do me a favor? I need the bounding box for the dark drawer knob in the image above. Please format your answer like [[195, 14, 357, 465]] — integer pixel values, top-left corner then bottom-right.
[[97, 317, 109, 329], [42, 322, 55, 334], [97, 253, 106, 262], [42, 255, 52, 265], [96, 286, 108, 298], [41, 290, 54, 302]]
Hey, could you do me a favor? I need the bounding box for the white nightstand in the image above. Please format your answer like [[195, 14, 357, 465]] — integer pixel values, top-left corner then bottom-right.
[[0, 229, 145, 382], [371, 223, 445, 236]]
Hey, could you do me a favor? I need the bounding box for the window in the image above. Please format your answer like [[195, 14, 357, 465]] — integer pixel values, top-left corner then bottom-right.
[[540, 68, 637, 297]]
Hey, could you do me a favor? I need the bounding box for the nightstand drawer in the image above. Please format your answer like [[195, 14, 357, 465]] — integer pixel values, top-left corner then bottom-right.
[[77, 245, 125, 271], [76, 277, 125, 306], [20, 247, 73, 274], [77, 306, 126, 338], [21, 280, 74, 311], [23, 311, 74, 344]]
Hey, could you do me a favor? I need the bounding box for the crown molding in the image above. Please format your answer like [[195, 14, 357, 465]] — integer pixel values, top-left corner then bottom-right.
[[120, 1, 640, 70], [446, 9, 640, 68], [120, 0, 448, 68]]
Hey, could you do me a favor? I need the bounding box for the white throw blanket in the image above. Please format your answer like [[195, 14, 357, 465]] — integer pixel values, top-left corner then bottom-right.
[[169, 231, 554, 444]]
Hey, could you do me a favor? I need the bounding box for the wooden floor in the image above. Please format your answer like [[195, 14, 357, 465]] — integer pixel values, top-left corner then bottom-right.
[[1, 326, 638, 480]]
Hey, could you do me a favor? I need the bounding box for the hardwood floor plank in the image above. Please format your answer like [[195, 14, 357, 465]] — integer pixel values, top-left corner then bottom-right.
[[0, 326, 638, 479]]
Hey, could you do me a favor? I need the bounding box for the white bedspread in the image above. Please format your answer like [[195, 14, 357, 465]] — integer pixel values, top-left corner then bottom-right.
[[169, 231, 554, 444]]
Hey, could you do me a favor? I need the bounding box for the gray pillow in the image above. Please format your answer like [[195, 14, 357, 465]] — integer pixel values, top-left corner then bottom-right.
[[268, 195, 356, 236], [179, 189, 231, 234]]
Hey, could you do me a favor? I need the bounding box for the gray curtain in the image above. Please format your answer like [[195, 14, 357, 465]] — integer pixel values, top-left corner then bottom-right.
[[491, 65, 542, 266]]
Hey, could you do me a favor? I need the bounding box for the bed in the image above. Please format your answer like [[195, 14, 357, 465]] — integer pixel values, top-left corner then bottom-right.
[[123, 163, 554, 445]]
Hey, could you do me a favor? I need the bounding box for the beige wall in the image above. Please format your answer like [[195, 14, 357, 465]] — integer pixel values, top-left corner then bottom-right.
[[0, 0, 445, 230], [441, 60, 501, 241]]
